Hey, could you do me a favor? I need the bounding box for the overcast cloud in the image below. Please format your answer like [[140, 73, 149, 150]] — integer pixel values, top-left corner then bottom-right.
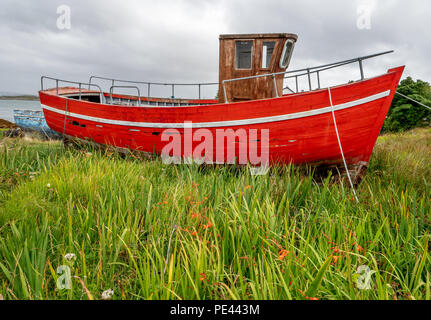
[[0, 0, 430, 98]]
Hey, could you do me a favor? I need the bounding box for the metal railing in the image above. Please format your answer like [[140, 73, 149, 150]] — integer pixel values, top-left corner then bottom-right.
[[40, 76, 105, 103], [88, 75, 218, 100], [42, 50, 393, 105], [222, 50, 394, 103], [109, 86, 141, 106]]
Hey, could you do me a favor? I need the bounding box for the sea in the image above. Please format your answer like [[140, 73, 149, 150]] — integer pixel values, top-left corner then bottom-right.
[[0, 100, 41, 122]]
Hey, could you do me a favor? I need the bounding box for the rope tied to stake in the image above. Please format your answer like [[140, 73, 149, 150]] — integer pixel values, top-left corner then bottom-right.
[[328, 87, 359, 203], [62, 98, 68, 141]]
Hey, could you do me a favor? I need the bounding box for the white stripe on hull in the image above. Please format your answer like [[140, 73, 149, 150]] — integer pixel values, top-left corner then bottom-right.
[[42, 90, 390, 129]]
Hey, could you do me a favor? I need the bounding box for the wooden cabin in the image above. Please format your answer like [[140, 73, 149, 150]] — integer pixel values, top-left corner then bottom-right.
[[218, 33, 298, 103]]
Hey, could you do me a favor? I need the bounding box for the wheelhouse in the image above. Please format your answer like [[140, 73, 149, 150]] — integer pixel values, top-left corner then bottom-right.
[[218, 33, 297, 103]]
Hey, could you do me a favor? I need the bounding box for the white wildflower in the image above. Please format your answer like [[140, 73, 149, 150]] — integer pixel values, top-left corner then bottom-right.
[[64, 253, 76, 262], [46, 183, 51, 188], [101, 289, 114, 300]]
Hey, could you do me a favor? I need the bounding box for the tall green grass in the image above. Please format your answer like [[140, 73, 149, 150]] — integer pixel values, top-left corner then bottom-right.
[[0, 129, 429, 300]]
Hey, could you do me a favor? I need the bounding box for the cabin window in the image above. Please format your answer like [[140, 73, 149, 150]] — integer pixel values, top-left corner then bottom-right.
[[235, 41, 253, 69], [279, 39, 295, 69], [262, 41, 275, 69]]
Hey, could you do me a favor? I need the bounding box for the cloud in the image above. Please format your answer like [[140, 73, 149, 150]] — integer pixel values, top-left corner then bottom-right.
[[0, 0, 429, 96]]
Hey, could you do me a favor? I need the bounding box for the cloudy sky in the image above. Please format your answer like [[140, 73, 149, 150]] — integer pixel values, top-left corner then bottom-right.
[[0, 0, 430, 98]]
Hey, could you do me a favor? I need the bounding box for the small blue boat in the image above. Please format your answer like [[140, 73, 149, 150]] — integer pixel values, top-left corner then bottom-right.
[[13, 109, 60, 139]]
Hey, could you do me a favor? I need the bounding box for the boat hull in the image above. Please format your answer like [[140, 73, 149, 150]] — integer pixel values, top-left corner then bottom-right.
[[39, 67, 404, 167], [13, 109, 60, 139]]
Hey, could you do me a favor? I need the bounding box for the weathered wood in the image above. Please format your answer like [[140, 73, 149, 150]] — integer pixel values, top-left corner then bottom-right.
[[218, 33, 298, 103], [2, 127, 24, 138], [13, 109, 60, 139]]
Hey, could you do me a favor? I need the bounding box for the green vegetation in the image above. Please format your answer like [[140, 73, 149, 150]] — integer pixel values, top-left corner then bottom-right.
[[384, 77, 431, 132], [0, 129, 430, 300]]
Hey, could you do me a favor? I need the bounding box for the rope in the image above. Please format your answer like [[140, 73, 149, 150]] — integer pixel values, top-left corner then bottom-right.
[[328, 87, 359, 203], [39, 123, 51, 140], [396, 92, 431, 111], [62, 98, 68, 141]]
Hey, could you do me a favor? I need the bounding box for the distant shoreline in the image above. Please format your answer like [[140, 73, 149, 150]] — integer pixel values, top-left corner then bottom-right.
[[0, 95, 39, 101]]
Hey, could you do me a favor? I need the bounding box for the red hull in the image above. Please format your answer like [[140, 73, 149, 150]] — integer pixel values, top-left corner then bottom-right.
[[39, 67, 404, 166]]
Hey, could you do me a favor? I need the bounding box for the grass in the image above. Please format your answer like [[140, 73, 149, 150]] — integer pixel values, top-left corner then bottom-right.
[[0, 128, 430, 300]]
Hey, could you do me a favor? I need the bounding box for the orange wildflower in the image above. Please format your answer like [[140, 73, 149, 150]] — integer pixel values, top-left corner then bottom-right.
[[279, 249, 289, 261], [199, 272, 209, 283], [203, 222, 213, 229], [299, 289, 319, 301], [332, 256, 340, 264]]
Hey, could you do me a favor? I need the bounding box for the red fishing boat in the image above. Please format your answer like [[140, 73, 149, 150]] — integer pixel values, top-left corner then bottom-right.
[[39, 33, 404, 179]]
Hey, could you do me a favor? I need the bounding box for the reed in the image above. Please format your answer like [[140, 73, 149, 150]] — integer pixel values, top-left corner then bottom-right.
[[0, 129, 429, 300]]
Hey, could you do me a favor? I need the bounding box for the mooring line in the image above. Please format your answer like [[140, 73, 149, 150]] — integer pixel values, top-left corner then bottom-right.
[[396, 92, 431, 111], [328, 87, 359, 203], [62, 98, 68, 141]]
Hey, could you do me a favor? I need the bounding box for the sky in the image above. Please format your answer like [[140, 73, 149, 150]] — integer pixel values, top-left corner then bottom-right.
[[0, 0, 430, 98]]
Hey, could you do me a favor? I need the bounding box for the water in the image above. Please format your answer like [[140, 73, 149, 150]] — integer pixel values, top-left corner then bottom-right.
[[0, 100, 41, 122]]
